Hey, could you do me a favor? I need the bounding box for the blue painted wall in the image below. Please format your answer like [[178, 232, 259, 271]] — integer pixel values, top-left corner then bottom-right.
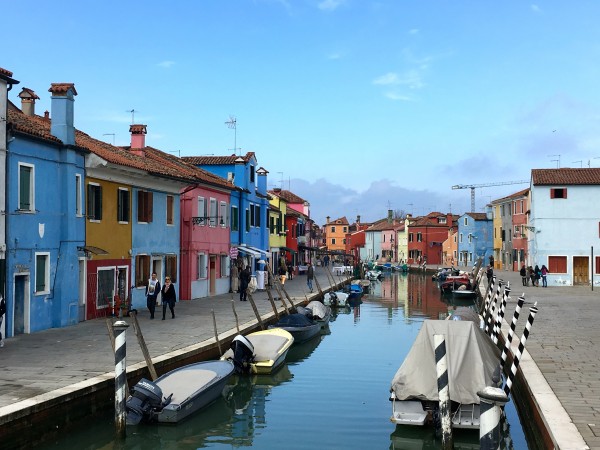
[[457, 213, 493, 266], [5, 136, 85, 336]]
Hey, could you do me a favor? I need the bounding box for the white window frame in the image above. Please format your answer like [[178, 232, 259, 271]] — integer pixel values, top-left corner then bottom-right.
[[220, 201, 228, 227], [220, 254, 230, 277], [197, 196, 206, 226], [87, 182, 102, 223], [18, 162, 35, 212], [463, 217, 468, 226], [118, 187, 130, 224], [209, 198, 218, 227], [75, 174, 83, 216], [34, 252, 50, 295], [197, 253, 207, 279]]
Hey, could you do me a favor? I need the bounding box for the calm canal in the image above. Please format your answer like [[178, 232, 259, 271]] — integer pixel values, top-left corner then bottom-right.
[[39, 272, 530, 449]]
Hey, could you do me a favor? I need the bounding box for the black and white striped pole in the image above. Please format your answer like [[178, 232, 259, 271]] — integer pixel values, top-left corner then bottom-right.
[[500, 295, 525, 371], [478, 385, 509, 450], [504, 302, 538, 398], [482, 275, 496, 316], [113, 319, 129, 439], [434, 334, 453, 450], [492, 283, 510, 345], [485, 279, 503, 336]]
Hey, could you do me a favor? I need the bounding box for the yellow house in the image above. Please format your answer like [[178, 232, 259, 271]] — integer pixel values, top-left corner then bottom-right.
[[268, 192, 287, 271], [324, 216, 349, 253], [491, 203, 502, 269]]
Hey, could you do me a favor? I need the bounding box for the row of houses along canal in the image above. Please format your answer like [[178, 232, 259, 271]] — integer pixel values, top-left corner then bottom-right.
[[27, 270, 535, 450]]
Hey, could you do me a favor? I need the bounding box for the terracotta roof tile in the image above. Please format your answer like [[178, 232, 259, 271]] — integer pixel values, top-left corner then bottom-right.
[[0, 67, 13, 77], [48, 83, 77, 95], [532, 168, 600, 185], [465, 212, 489, 221], [492, 188, 530, 204], [328, 216, 349, 225], [182, 152, 256, 165], [268, 189, 307, 204], [7, 105, 62, 143]]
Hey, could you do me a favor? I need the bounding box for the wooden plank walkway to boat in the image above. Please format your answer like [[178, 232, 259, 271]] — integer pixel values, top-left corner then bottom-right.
[[0, 266, 349, 448]]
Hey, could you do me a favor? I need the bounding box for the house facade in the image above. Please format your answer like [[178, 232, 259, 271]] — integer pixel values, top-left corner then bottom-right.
[[407, 212, 456, 265], [324, 216, 349, 254], [456, 211, 493, 267], [529, 168, 600, 286]]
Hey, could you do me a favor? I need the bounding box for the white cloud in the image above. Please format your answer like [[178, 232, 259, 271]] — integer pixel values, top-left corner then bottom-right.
[[409, 28, 419, 35], [531, 4, 541, 13], [373, 72, 399, 86], [157, 61, 175, 68], [373, 70, 424, 89], [327, 52, 343, 60], [385, 92, 414, 102], [318, 0, 346, 11]]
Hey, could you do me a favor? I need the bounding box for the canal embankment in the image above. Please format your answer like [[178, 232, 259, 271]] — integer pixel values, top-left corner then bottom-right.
[[0, 267, 350, 449]]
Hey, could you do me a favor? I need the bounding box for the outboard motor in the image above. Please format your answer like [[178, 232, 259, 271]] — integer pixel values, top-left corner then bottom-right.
[[328, 292, 339, 307], [125, 378, 165, 425], [296, 306, 314, 319], [230, 335, 255, 374]]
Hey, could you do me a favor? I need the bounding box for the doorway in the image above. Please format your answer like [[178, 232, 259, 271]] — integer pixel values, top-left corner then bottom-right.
[[573, 256, 589, 285], [13, 274, 29, 335], [209, 255, 216, 295]]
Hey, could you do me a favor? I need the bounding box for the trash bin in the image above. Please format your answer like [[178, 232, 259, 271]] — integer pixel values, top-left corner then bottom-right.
[[256, 271, 266, 290]]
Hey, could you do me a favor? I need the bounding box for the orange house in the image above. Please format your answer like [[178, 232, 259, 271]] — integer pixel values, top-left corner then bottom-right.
[[323, 216, 349, 253]]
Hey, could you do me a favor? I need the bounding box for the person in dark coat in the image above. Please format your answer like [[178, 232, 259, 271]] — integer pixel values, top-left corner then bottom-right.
[[520, 264, 528, 286], [161, 276, 177, 319], [0, 295, 6, 347], [306, 262, 314, 293], [145, 272, 160, 319], [534, 265, 541, 287], [239, 267, 251, 301], [486, 265, 494, 286]]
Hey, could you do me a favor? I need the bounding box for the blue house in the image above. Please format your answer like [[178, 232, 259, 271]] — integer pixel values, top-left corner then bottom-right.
[[4, 83, 87, 336], [182, 153, 270, 270], [456, 211, 493, 267]]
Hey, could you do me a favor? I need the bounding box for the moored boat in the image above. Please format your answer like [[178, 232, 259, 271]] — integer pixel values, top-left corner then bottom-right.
[[269, 313, 322, 344], [324, 290, 349, 308], [297, 300, 332, 328], [221, 328, 294, 375], [125, 360, 235, 425]]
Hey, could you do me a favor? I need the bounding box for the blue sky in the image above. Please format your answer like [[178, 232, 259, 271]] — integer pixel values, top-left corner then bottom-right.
[[4, 1, 600, 224]]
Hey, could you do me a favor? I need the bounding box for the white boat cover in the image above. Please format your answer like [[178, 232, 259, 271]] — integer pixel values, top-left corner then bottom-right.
[[306, 301, 330, 320], [390, 320, 500, 405]]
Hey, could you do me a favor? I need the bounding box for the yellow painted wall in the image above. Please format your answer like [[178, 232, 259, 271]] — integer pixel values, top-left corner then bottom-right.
[[493, 204, 502, 267], [86, 178, 132, 260], [269, 196, 287, 248]]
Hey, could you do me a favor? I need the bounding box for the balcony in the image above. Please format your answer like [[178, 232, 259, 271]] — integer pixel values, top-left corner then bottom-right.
[[297, 235, 307, 245]]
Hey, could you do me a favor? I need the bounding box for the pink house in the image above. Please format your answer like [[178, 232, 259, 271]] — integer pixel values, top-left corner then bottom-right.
[[180, 169, 238, 300]]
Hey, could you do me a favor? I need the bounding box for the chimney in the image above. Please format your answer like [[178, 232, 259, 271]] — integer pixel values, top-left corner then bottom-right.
[[388, 209, 393, 224], [129, 124, 147, 155], [18, 88, 39, 116], [326, 216, 330, 224], [356, 215, 360, 224], [49, 83, 77, 145]]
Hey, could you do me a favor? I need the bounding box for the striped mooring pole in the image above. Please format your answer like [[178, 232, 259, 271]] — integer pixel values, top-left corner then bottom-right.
[[434, 334, 453, 450], [478, 386, 509, 450], [113, 319, 129, 439], [485, 279, 503, 336], [492, 283, 510, 345], [500, 295, 525, 370], [504, 303, 538, 398], [482, 275, 496, 316]]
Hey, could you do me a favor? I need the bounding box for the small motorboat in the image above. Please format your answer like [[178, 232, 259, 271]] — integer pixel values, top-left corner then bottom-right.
[[221, 328, 294, 375], [324, 290, 349, 308], [297, 300, 331, 328], [269, 313, 322, 344], [125, 360, 235, 425], [366, 270, 383, 280], [389, 320, 500, 430]]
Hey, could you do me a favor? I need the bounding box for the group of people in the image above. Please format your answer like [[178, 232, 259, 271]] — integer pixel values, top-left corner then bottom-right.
[[520, 264, 549, 287], [145, 272, 177, 319]]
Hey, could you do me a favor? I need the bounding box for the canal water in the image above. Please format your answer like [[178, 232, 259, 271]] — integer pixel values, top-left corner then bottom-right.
[[39, 272, 530, 449]]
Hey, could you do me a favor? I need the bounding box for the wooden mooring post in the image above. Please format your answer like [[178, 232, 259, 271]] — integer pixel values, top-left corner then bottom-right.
[[129, 311, 158, 381], [265, 287, 280, 320], [211, 309, 222, 355], [246, 290, 265, 330], [231, 298, 240, 334]]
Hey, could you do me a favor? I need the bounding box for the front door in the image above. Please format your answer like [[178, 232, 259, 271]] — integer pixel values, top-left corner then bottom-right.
[[14, 274, 29, 335], [573, 256, 589, 285], [209, 255, 216, 295]]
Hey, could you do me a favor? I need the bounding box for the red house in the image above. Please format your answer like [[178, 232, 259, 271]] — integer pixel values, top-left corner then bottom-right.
[[408, 212, 458, 265]]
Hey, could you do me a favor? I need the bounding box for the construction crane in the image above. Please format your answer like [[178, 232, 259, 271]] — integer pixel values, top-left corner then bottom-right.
[[452, 180, 530, 212]]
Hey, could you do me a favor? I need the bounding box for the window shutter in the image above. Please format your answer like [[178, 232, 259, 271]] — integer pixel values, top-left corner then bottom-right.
[[148, 191, 153, 222], [88, 184, 94, 217], [97, 185, 103, 220]]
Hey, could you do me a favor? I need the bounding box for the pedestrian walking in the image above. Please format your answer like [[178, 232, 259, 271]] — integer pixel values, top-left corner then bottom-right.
[[306, 262, 314, 293], [161, 276, 176, 319], [0, 294, 6, 347], [528, 266, 536, 287], [520, 264, 528, 286], [145, 272, 160, 319], [541, 265, 549, 287], [534, 265, 541, 287], [239, 266, 251, 301], [278, 264, 287, 285], [486, 264, 494, 285]]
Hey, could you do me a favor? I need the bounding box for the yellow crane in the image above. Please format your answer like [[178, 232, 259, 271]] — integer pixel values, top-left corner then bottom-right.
[[452, 180, 530, 212]]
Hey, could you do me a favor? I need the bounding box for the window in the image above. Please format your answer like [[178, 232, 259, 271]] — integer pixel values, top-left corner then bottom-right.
[[548, 256, 567, 274], [331, 226, 336, 233], [514, 225, 520, 237], [343, 226, 348, 233], [245, 209, 250, 232], [97, 267, 115, 309], [18, 163, 34, 211], [468, 234, 472, 243], [220, 201, 228, 227], [209, 198, 217, 227], [166, 195, 174, 225], [250, 165, 255, 183], [550, 188, 567, 199], [166, 255, 177, 283], [270, 216, 276, 234], [220, 255, 230, 277], [408, 233, 413, 242], [459, 233, 463, 243], [464, 217, 468, 226], [417, 233, 422, 242], [35, 252, 50, 294], [75, 174, 83, 216], [231, 205, 239, 231], [254, 205, 261, 227], [197, 196, 206, 225], [331, 238, 336, 245], [87, 183, 102, 221], [520, 200, 524, 213], [343, 238, 346, 244], [117, 188, 130, 223], [501, 229, 505, 242], [197, 253, 207, 279], [135, 255, 151, 287], [439, 217, 447, 224], [137, 190, 153, 223]]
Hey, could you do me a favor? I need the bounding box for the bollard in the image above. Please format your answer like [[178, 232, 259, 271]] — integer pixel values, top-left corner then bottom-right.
[[500, 295, 525, 370], [504, 303, 538, 397], [113, 319, 129, 439], [478, 386, 509, 450], [492, 283, 510, 345], [434, 334, 453, 450]]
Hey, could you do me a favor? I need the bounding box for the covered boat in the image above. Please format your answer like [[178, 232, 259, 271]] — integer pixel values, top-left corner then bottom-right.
[[389, 320, 501, 429], [221, 328, 294, 375], [126, 360, 235, 425], [269, 313, 321, 344], [324, 290, 349, 308], [304, 300, 332, 326]]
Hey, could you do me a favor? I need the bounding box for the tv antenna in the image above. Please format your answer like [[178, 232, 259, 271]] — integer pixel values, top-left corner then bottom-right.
[[102, 133, 115, 145], [548, 154, 561, 168], [225, 115, 240, 155], [126, 109, 138, 124]]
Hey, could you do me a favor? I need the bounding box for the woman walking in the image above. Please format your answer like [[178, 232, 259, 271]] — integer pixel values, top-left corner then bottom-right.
[[541, 265, 549, 287], [161, 276, 177, 319]]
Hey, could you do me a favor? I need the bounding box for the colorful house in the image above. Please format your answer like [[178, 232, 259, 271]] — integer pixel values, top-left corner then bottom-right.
[[267, 190, 287, 274], [456, 211, 493, 267], [4, 83, 87, 335], [407, 212, 457, 265], [510, 189, 530, 271], [324, 216, 349, 255], [441, 226, 458, 266]]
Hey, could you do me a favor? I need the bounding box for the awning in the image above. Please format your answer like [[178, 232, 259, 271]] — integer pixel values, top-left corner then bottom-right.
[[246, 245, 268, 255], [77, 245, 109, 255], [280, 246, 297, 253], [235, 246, 262, 257]]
